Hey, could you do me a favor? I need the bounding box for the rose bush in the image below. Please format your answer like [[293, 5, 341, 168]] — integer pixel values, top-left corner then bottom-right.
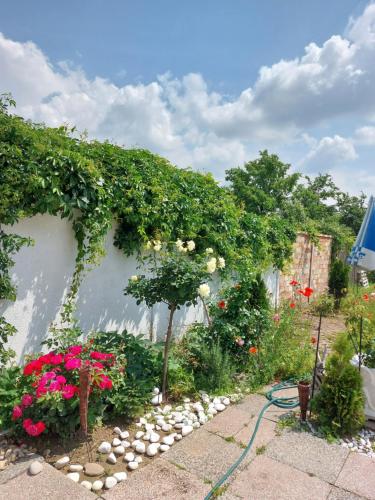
[[10, 343, 121, 438]]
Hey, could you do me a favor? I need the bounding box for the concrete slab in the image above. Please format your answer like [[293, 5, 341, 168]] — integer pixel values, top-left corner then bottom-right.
[[164, 428, 242, 483], [235, 393, 270, 416], [0, 460, 96, 500], [328, 486, 367, 500], [335, 453, 375, 500], [204, 406, 253, 437], [265, 429, 349, 483], [226, 455, 331, 500], [102, 458, 209, 500], [234, 416, 276, 453]]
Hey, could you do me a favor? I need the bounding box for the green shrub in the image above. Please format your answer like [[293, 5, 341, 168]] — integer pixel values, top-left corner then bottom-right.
[[312, 332, 365, 437], [209, 273, 270, 364], [192, 341, 237, 394], [329, 259, 349, 308], [310, 293, 335, 317], [0, 365, 24, 430], [90, 330, 163, 418]]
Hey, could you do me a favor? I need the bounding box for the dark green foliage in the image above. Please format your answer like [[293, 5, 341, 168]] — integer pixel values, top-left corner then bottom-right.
[[0, 365, 23, 429], [209, 273, 271, 364], [329, 260, 350, 308], [312, 333, 365, 437], [192, 341, 237, 393], [90, 330, 163, 417]]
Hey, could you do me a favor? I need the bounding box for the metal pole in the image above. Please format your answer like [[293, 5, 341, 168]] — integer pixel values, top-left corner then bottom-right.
[[307, 241, 314, 304], [359, 316, 363, 372], [310, 311, 323, 415]]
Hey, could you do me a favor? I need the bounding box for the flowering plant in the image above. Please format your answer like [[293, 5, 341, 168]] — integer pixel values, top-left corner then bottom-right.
[[125, 239, 225, 400], [10, 343, 119, 438]]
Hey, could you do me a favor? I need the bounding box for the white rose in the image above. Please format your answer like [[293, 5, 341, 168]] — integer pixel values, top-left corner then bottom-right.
[[176, 239, 184, 251], [181, 247, 188, 253], [205, 248, 214, 255], [206, 257, 217, 274], [130, 275, 139, 282], [217, 257, 225, 269], [145, 241, 152, 249], [187, 240, 195, 251], [198, 283, 210, 298], [153, 240, 162, 251]]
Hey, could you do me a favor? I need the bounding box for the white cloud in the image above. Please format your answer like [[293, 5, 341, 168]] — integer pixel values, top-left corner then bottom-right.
[[354, 125, 375, 145], [301, 135, 357, 171], [1, 3, 375, 190]]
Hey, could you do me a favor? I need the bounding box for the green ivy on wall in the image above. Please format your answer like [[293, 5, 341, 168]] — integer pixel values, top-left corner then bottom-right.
[[0, 94, 296, 356]]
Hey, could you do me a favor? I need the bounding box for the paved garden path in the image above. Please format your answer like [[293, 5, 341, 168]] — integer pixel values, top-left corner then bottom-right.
[[2, 387, 374, 500]]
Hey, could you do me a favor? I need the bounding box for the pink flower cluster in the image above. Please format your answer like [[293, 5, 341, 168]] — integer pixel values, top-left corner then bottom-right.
[[13, 344, 115, 437]]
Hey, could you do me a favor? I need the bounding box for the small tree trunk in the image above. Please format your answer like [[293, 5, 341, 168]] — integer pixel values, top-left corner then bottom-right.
[[201, 298, 212, 326], [161, 304, 176, 402], [79, 365, 91, 437]]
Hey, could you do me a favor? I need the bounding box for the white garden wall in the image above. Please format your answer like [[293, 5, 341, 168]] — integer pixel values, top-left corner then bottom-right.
[[1, 214, 279, 362]]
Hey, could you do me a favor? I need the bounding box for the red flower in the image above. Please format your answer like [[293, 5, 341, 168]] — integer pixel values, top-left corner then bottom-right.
[[311, 336, 317, 345], [25, 421, 46, 437], [290, 303, 296, 309], [92, 361, 105, 370], [65, 358, 82, 371], [98, 374, 113, 390], [22, 418, 33, 430], [363, 294, 369, 301], [49, 353, 64, 365], [249, 346, 258, 355], [68, 345, 82, 356], [12, 405, 23, 420], [55, 375, 67, 385], [23, 359, 43, 376], [90, 351, 115, 362], [218, 300, 226, 309], [298, 287, 314, 298], [290, 280, 299, 286], [21, 394, 33, 408], [62, 384, 78, 399]]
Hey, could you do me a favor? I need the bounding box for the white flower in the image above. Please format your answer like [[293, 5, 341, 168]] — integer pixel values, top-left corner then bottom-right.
[[130, 275, 139, 282], [176, 239, 184, 251], [206, 257, 217, 274], [181, 247, 188, 253], [187, 240, 195, 251], [217, 257, 226, 269], [198, 283, 210, 298], [153, 240, 162, 252], [205, 248, 214, 255], [145, 241, 152, 250]]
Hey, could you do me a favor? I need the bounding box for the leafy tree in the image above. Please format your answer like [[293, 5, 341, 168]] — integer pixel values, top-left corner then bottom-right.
[[226, 150, 300, 216], [329, 259, 350, 308], [124, 240, 225, 400]]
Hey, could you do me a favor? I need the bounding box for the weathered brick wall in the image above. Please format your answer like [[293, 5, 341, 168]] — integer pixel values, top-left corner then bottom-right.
[[279, 233, 332, 301]]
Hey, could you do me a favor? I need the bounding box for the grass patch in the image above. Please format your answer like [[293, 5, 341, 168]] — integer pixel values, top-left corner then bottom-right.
[[211, 484, 229, 498], [256, 444, 267, 455], [170, 461, 187, 471], [224, 435, 236, 444]]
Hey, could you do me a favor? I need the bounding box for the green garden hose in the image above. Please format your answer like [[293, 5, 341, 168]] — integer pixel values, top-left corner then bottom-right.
[[204, 381, 300, 500]]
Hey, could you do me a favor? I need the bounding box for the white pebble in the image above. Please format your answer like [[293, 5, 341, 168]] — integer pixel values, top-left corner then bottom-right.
[[112, 438, 121, 447], [98, 442, 111, 454], [29, 461, 43, 475], [146, 443, 159, 457], [135, 455, 143, 463], [135, 442, 146, 454], [181, 425, 193, 436], [135, 431, 144, 439], [120, 431, 129, 439], [67, 472, 80, 483], [55, 456, 70, 469], [149, 433, 160, 443], [113, 427, 122, 435], [105, 476, 118, 489], [160, 444, 170, 452], [128, 461, 139, 470], [81, 481, 92, 490], [68, 464, 83, 472], [162, 435, 174, 446], [113, 471, 127, 482], [124, 452, 135, 462], [113, 445, 125, 455], [107, 452, 117, 464], [92, 480, 103, 492]]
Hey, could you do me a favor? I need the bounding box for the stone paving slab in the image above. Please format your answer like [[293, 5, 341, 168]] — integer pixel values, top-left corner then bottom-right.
[[328, 486, 368, 500], [204, 406, 253, 437], [0, 459, 96, 500], [102, 458, 210, 500], [234, 415, 276, 452], [164, 428, 242, 483], [335, 453, 375, 500], [225, 455, 331, 500], [265, 428, 349, 483]]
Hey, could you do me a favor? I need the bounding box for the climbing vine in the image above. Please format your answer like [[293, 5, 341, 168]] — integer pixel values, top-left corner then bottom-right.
[[0, 95, 296, 345]]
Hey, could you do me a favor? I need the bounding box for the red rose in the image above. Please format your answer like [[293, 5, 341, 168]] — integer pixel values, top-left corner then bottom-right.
[[12, 405, 23, 420], [249, 346, 258, 355], [218, 300, 226, 309], [64, 358, 82, 371], [21, 394, 33, 408], [290, 303, 296, 309]]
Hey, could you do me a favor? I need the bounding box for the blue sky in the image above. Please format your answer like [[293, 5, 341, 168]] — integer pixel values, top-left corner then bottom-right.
[[1, 0, 375, 195]]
